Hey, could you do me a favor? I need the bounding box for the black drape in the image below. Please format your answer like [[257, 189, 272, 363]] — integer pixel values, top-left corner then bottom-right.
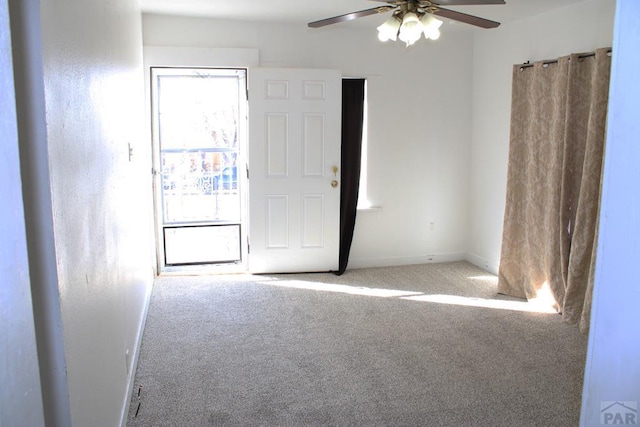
[[336, 79, 365, 275]]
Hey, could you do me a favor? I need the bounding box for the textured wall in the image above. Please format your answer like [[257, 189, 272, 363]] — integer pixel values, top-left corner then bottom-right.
[[0, 0, 45, 424], [581, 0, 640, 423], [40, 0, 154, 425]]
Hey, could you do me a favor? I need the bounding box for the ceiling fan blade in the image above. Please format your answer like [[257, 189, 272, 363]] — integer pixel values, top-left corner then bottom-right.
[[308, 6, 394, 28], [431, 7, 500, 28]]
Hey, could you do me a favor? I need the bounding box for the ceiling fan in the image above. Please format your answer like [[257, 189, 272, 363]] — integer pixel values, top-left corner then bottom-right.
[[308, 0, 505, 46]]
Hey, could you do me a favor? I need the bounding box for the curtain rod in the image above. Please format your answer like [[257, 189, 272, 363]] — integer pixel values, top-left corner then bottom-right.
[[519, 49, 612, 70]]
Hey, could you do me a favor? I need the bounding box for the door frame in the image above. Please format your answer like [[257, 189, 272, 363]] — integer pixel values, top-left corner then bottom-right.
[[149, 66, 249, 274], [142, 47, 260, 275]]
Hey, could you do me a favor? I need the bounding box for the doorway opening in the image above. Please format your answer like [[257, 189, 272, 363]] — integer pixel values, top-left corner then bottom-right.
[[150, 67, 248, 273]]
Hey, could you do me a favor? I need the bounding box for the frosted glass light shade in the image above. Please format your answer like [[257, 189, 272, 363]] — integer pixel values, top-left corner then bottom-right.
[[421, 14, 443, 40], [425, 28, 441, 40], [398, 12, 424, 46], [377, 16, 401, 42]]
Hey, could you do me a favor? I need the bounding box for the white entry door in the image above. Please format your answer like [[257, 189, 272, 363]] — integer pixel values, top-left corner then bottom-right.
[[248, 68, 342, 273]]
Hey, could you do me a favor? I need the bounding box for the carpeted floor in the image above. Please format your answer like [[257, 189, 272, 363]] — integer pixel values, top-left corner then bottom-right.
[[127, 261, 588, 426]]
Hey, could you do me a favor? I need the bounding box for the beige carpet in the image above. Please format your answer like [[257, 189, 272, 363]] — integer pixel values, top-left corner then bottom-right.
[[127, 261, 587, 426]]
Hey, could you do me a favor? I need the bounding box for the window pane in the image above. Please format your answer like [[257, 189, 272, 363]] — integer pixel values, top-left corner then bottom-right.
[[161, 150, 239, 223], [158, 75, 240, 150], [156, 72, 242, 224]]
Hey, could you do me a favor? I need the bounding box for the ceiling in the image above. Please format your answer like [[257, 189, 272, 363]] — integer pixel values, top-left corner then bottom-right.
[[140, 0, 591, 30]]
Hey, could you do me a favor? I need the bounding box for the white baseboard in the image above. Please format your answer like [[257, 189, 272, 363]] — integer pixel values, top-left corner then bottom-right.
[[347, 252, 466, 270], [119, 279, 154, 427], [465, 252, 499, 275]]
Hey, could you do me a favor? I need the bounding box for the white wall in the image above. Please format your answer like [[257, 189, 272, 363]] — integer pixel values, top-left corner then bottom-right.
[[40, 0, 154, 425], [0, 0, 45, 424], [468, 0, 616, 273], [581, 0, 640, 423], [143, 15, 474, 269]]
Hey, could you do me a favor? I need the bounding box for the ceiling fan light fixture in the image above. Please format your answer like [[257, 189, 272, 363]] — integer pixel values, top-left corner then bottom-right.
[[309, 1, 502, 44], [377, 16, 401, 42]]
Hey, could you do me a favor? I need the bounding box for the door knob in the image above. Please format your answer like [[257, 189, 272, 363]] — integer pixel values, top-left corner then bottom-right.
[[331, 180, 339, 188]]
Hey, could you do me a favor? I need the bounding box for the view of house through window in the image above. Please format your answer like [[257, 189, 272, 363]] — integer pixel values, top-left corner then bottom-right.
[[151, 68, 247, 269]]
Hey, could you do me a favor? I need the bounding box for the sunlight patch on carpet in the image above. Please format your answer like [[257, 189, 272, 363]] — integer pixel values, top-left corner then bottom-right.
[[467, 275, 499, 284], [401, 294, 557, 313], [258, 276, 556, 313], [259, 279, 423, 298]]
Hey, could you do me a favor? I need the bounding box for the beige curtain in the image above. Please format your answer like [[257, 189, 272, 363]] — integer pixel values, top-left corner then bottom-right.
[[498, 48, 611, 333]]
